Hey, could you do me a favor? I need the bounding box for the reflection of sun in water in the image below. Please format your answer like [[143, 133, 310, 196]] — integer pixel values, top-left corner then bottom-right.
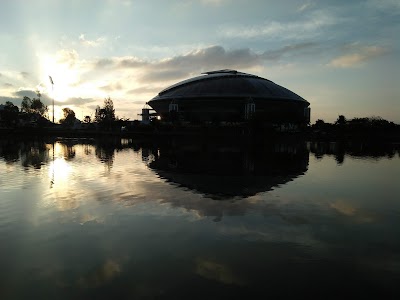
[[49, 158, 71, 183], [48, 143, 73, 186], [46, 144, 78, 211]]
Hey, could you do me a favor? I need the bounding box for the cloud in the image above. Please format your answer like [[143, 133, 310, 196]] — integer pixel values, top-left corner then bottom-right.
[[127, 86, 164, 95], [3, 83, 14, 88], [87, 44, 320, 92], [219, 10, 337, 40], [13, 89, 53, 105], [100, 82, 123, 92], [79, 34, 106, 47], [118, 57, 147, 68], [87, 104, 99, 110], [297, 1, 315, 12], [2, 40, 326, 122], [121, 0, 133, 6], [0, 71, 30, 81], [136, 44, 319, 82], [0, 96, 21, 105], [3, 88, 96, 108], [20, 71, 29, 79], [201, 0, 228, 6], [262, 42, 316, 60], [14, 89, 39, 99], [95, 58, 114, 68], [93, 56, 147, 69], [108, 0, 133, 6], [59, 97, 98, 106], [159, 46, 260, 69], [91, 45, 262, 84], [328, 46, 388, 68], [138, 69, 189, 83], [55, 49, 80, 67], [366, 0, 400, 14], [6, 43, 319, 120]]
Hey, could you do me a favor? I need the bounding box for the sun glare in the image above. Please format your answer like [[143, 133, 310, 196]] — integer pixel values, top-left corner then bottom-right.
[[40, 54, 80, 102], [49, 158, 72, 182], [48, 143, 73, 184]]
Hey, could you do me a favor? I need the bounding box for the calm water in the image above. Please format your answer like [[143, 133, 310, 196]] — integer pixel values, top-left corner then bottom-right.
[[0, 137, 399, 299]]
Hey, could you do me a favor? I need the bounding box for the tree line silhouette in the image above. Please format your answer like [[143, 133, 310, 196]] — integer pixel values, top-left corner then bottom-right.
[[1, 94, 399, 138], [311, 115, 400, 140], [0, 95, 129, 131]]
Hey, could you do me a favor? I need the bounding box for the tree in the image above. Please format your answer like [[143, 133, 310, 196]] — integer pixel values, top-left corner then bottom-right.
[[59, 107, 76, 127], [21, 96, 33, 113], [0, 101, 19, 126], [4, 101, 19, 113], [31, 98, 48, 117], [20, 91, 48, 117], [335, 115, 347, 126], [83, 115, 91, 123], [104, 97, 115, 120], [95, 97, 115, 129]]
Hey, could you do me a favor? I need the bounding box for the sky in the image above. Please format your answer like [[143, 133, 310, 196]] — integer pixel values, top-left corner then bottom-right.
[[0, 0, 399, 123]]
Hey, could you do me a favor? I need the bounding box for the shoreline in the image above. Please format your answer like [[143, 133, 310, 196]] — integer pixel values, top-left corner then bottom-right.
[[1, 126, 400, 143]]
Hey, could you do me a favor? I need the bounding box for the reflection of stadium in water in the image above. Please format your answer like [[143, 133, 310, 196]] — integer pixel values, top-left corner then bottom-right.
[[146, 140, 309, 199]]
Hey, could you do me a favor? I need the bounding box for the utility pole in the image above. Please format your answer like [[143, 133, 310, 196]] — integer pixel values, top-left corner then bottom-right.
[[49, 75, 54, 123]]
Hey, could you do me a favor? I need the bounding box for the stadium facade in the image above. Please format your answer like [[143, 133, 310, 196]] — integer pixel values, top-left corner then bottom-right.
[[147, 69, 310, 126]]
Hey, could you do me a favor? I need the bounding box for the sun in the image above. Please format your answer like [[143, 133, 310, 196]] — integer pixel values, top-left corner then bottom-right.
[[39, 53, 80, 102]]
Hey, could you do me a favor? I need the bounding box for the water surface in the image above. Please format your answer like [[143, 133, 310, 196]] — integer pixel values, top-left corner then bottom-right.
[[0, 138, 399, 299]]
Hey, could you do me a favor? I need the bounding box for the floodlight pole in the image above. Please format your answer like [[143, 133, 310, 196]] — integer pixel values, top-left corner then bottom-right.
[[52, 84, 54, 123], [49, 76, 55, 123]]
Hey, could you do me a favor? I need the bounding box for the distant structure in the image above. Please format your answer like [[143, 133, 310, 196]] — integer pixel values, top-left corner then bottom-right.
[[138, 102, 157, 124], [147, 70, 310, 127]]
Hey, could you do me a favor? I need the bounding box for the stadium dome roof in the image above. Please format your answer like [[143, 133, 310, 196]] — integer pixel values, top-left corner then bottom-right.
[[150, 69, 308, 103]]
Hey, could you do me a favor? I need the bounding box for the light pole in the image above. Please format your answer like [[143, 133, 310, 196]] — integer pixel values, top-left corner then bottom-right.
[[49, 75, 54, 123]]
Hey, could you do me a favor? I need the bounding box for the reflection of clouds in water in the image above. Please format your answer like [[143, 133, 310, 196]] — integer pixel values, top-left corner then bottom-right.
[[1, 139, 400, 298], [330, 199, 378, 223], [218, 222, 322, 248], [365, 255, 400, 273], [0, 162, 25, 192], [195, 258, 243, 286], [50, 191, 80, 211], [78, 259, 121, 288], [330, 200, 357, 216], [79, 213, 103, 225], [6, 140, 311, 223], [160, 195, 254, 219], [35, 140, 395, 231]]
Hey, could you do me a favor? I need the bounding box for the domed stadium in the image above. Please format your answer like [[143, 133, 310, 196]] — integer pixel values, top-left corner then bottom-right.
[[148, 69, 310, 125]]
